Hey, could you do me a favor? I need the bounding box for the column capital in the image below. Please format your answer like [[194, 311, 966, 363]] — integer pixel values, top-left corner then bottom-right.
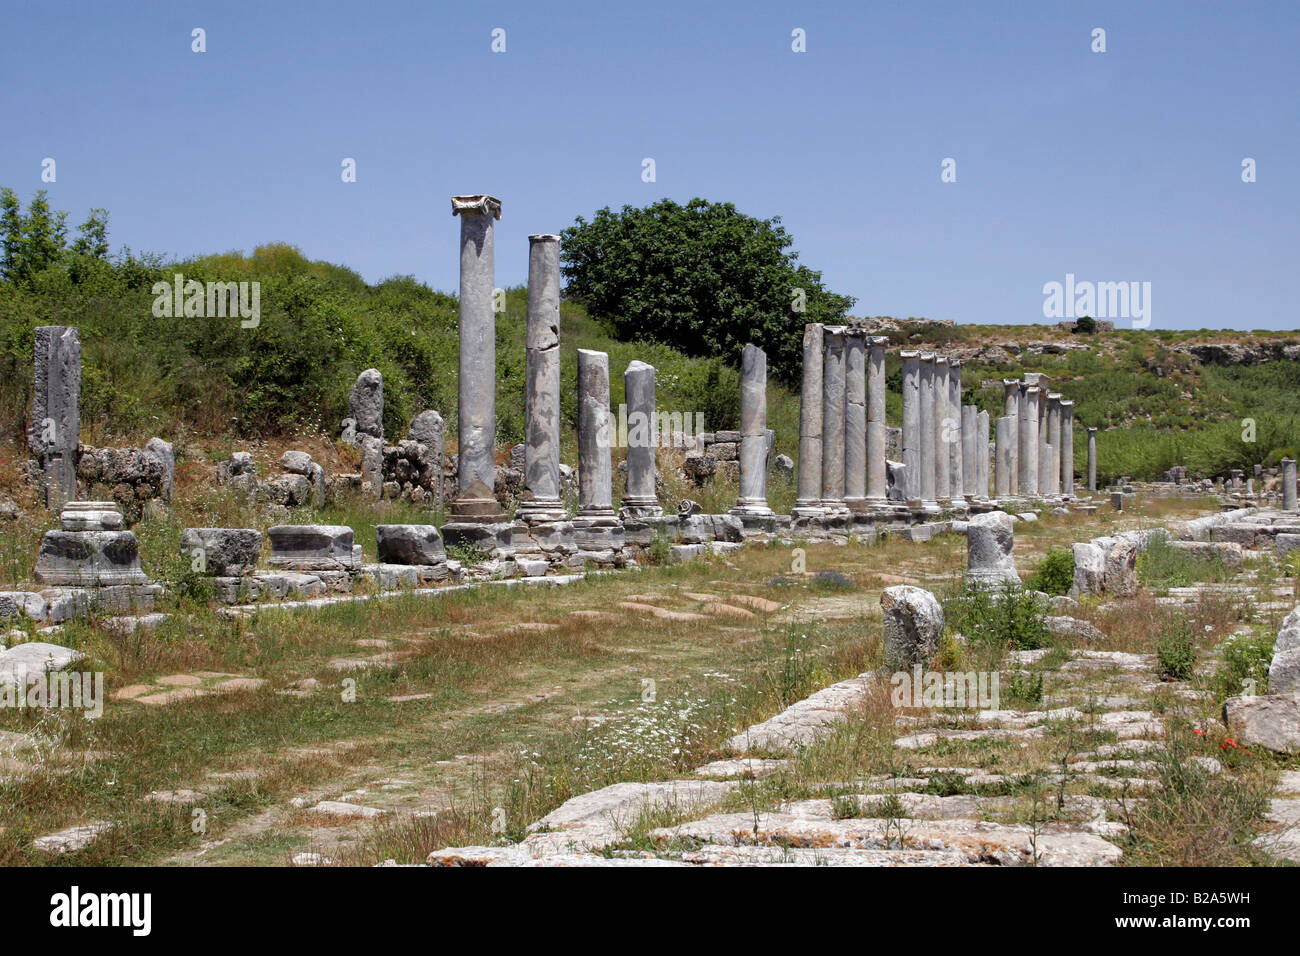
[[920, 352, 936, 362], [933, 355, 949, 367], [528, 233, 560, 243], [451, 195, 502, 219], [899, 349, 920, 360], [867, 335, 890, 347]]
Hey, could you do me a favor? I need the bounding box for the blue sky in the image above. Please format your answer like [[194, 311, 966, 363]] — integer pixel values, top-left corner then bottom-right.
[[2, 0, 1296, 330]]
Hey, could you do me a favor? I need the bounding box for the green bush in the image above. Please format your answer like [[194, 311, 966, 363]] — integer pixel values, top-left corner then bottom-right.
[[1026, 547, 1074, 596], [1209, 631, 1275, 702], [1156, 621, 1198, 681], [945, 581, 1051, 651]]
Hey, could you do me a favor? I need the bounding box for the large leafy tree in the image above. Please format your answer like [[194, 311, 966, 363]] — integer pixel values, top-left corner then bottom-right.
[[560, 198, 854, 384]]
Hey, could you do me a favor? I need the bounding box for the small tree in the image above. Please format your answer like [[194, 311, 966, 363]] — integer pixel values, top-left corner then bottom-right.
[[1075, 315, 1097, 335]]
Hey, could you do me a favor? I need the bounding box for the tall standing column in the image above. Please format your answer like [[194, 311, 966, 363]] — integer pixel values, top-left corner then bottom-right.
[[449, 194, 505, 520], [866, 337, 888, 503], [577, 350, 614, 515], [842, 331, 866, 512], [1002, 380, 1021, 495], [519, 233, 565, 521], [1045, 394, 1062, 496], [900, 351, 922, 503], [621, 360, 662, 517], [933, 357, 951, 506], [794, 324, 825, 516], [1087, 427, 1098, 492], [948, 361, 964, 499], [995, 416, 1013, 498], [30, 326, 81, 510], [1019, 386, 1040, 496], [919, 353, 938, 508], [1060, 400, 1075, 497], [1035, 377, 1052, 496], [1284, 458, 1298, 512], [977, 410, 991, 499], [961, 405, 977, 498], [821, 330, 848, 512], [574, 349, 624, 556], [732, 344, 774, 517]]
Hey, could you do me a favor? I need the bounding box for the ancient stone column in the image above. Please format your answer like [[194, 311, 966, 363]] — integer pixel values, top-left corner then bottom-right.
[[995, 416, 1014, 498], [866, 337, 888, 503], [821, 330, 847, 511], [1045, 394, 1062, 496], [1035, 380, 1052, 496], [919, 353, 937, 508], [30, 326, 81, 509], [961, 404, 977, 498], [573, 349, 624, 556], [842, 331, 866, 511], [450, 194, 504, 519], [732, 344, 774, 517], [1019, 386, 1040, 496], [577, 349, 614, 515], [1002, 380, 1021, 495], [794, 323, 825, 516], [621, 360, 662, 517], [900, 350, 921, 503], [1087, 427, 1098, 492], [977, 410, 991, 499], [1060, 400, 1075, 497], [948, 362, 963, 500], [1284, 458, 1298, 512], [933, 356, 951, 506], [519, 234, 565, 520]]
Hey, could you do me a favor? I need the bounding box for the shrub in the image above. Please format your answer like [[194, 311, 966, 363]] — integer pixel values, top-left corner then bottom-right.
[[1026, 547, 1074, 596], [945, 581, 1051, 651], [1209, 630, 1275, 702], [1156, 620, 1198, 680]]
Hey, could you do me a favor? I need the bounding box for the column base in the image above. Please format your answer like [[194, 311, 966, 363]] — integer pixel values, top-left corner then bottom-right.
[[448, 478, 507, 522], [619, 496, 664, 519]]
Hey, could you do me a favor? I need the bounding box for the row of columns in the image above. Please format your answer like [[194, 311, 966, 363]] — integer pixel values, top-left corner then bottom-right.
[[993, 373, 1079, 499], [899, 351, 990, 508], [795, 325, 891, 516]]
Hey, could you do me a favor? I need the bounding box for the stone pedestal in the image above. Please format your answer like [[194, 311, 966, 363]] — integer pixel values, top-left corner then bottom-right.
[[966, 511, 1020, 589], [794, 323, 825, 517], [450, 194, 506, 523], [731, 344, 774, 518], [34, 502, 149, 586], [1284, 458, 1298, 512]]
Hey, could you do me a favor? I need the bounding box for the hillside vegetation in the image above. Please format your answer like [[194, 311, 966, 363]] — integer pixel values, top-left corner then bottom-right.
[[1, 196, 1297, 486]]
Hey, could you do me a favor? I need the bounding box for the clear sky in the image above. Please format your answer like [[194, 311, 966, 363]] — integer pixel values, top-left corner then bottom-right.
[[2, 0, 1296, 330]]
